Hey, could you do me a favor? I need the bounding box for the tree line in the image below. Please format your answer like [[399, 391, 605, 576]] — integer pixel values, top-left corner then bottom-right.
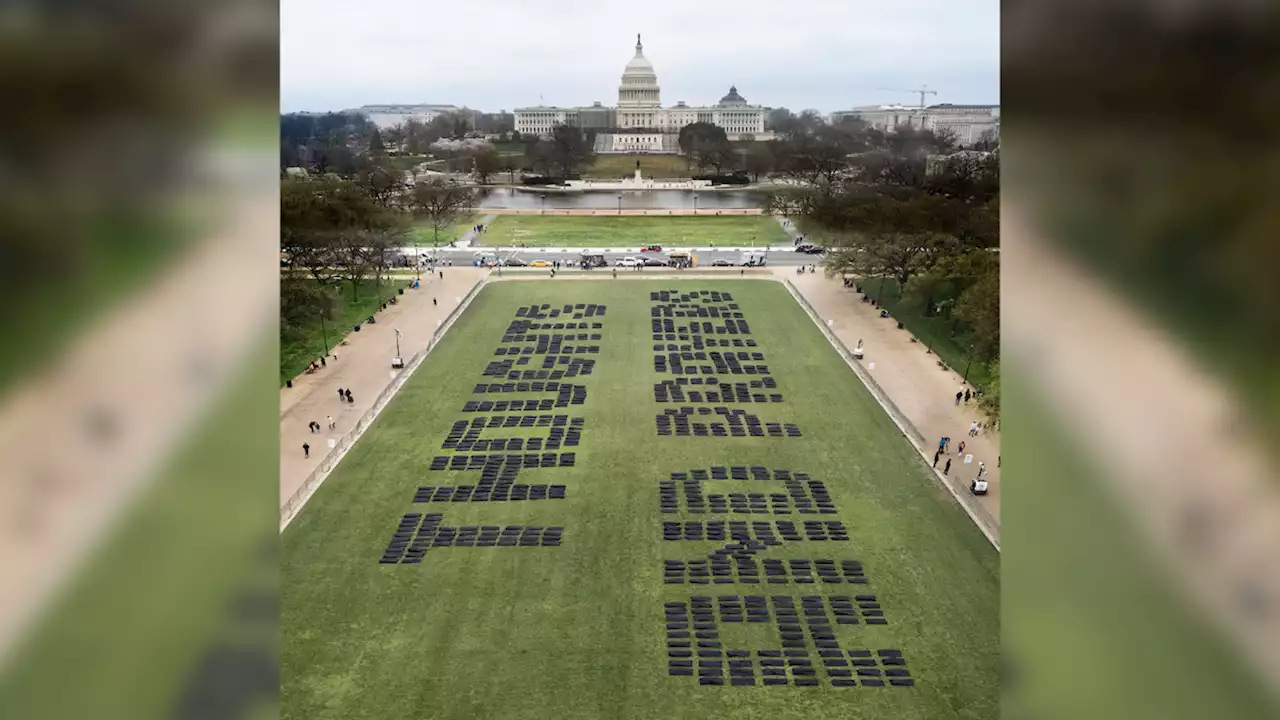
[[280, 169, 475, 346], [762, 116, 1001, 417]]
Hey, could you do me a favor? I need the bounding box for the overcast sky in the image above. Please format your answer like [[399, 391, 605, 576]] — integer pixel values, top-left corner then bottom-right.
[[281, 0, 999, 114]]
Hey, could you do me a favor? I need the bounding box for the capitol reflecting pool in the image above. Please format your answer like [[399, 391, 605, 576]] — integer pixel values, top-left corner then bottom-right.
[[474, 186, 767, 211]]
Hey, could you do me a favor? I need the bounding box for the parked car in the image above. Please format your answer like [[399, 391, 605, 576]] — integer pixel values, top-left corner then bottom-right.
[[503, 258, 527, 267], [641, 245, 663, 253], [615, 256, 643, 267], [643, 257, 668, 267], [710, 258, 733, 267], [531, 259, 552, 268], [796, 243, 826, 254]]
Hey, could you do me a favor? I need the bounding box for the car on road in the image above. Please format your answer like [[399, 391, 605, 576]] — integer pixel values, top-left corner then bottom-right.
[[530, 260, 552, 267], [643, 257, 668, 267], [710, 258, 733, 267], [615, 257, 644, 268], [796, 243, 826, 254], [641, 245, 662, 253], [503, 258, 527, 267]]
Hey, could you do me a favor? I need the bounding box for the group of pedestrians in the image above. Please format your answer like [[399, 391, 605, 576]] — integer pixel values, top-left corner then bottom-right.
[[302, 388, 355, 458], [931, 410, 998, 496], [954, 385, 985, 406]]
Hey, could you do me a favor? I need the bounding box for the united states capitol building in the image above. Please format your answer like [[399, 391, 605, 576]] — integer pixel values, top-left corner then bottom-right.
[[514, 35, 770, 153]]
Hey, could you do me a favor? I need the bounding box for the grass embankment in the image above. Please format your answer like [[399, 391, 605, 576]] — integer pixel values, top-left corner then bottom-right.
[[280, 278, 400, 385], [482, 215, 787, 248], [585, 154, 693, 179], [859, 278, 993, 390]]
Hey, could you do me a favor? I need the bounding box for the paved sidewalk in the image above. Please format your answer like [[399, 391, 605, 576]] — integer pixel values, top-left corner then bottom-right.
[[780, 269, 1002, 525], [279, 269, 486, 505], [0, 181, 277, 659]]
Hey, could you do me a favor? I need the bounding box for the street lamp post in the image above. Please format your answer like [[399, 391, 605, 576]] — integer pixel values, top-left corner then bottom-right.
[[617, 195, 622, 215], [395, 328, 402, 357], [962, 342, 976, 384], [414, 241, 420, 282], [541, 193, 546, 215], [693, 193, 698, 215]]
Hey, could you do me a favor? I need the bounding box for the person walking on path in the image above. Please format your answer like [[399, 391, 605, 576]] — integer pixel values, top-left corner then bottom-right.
[[337, 387, 345, 401], [943, 457, 952, 475], [932, 450, 941, 468], [969, 421, 979, 437], [977, 462, 987, 478], [433, 297, 438, 307], [327, 415, 335, 430], [964, 388, 972, 403], [439, 271, 444, 280], [957, 440, 966, 456], [303, 442, 310, 458], [938, 437, 946, 453], [955, 390, 963, 405]]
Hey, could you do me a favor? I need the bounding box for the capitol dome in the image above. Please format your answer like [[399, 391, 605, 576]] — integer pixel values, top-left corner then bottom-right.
[[718, 85, 747, 106], [618, 33, 660, 112], [624, 35, 654, 73]]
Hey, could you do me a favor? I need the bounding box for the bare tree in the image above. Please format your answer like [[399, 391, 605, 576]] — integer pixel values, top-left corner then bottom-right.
[[408, 176, 476, 248], [469, 145, 502, 184], [500, 154, 520, 184]]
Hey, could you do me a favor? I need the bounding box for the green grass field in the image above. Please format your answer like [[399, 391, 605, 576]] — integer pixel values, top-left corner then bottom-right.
[[483, 215, 788, 248], [410, 215, 481, 247], [282, 280, 999, 720], [586, 154, 693, 179]]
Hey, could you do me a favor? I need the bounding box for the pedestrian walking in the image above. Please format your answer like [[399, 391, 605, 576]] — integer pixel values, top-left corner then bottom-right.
[[337, 387, 345, 400], [964, 389, 972, 403], [433, 297, 438, 307], [955, 390, 963, 405], [932, 450, 940, 468], [320, 356, 326, 368], [612, 268, 617, 279], [943, 458, 951, 475], [439, 271, 444, 280], [345, 389, 353, 403], [303, 442, 310, 458], [977, 462, 986, 478], [938, 437, 946, 452], [997, 456, 1001, 468], [958, 440, 966, 456], [327, 415, 335, 430], [969, 421, 978, 437]]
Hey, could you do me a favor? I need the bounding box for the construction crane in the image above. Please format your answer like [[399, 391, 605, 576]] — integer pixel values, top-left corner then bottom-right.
[[877, 85, 938, 110]]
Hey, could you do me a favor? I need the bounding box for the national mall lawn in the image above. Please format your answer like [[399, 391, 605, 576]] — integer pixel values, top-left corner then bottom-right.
[[480, 215, 789, 248], [281, 280, 999, 720]]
